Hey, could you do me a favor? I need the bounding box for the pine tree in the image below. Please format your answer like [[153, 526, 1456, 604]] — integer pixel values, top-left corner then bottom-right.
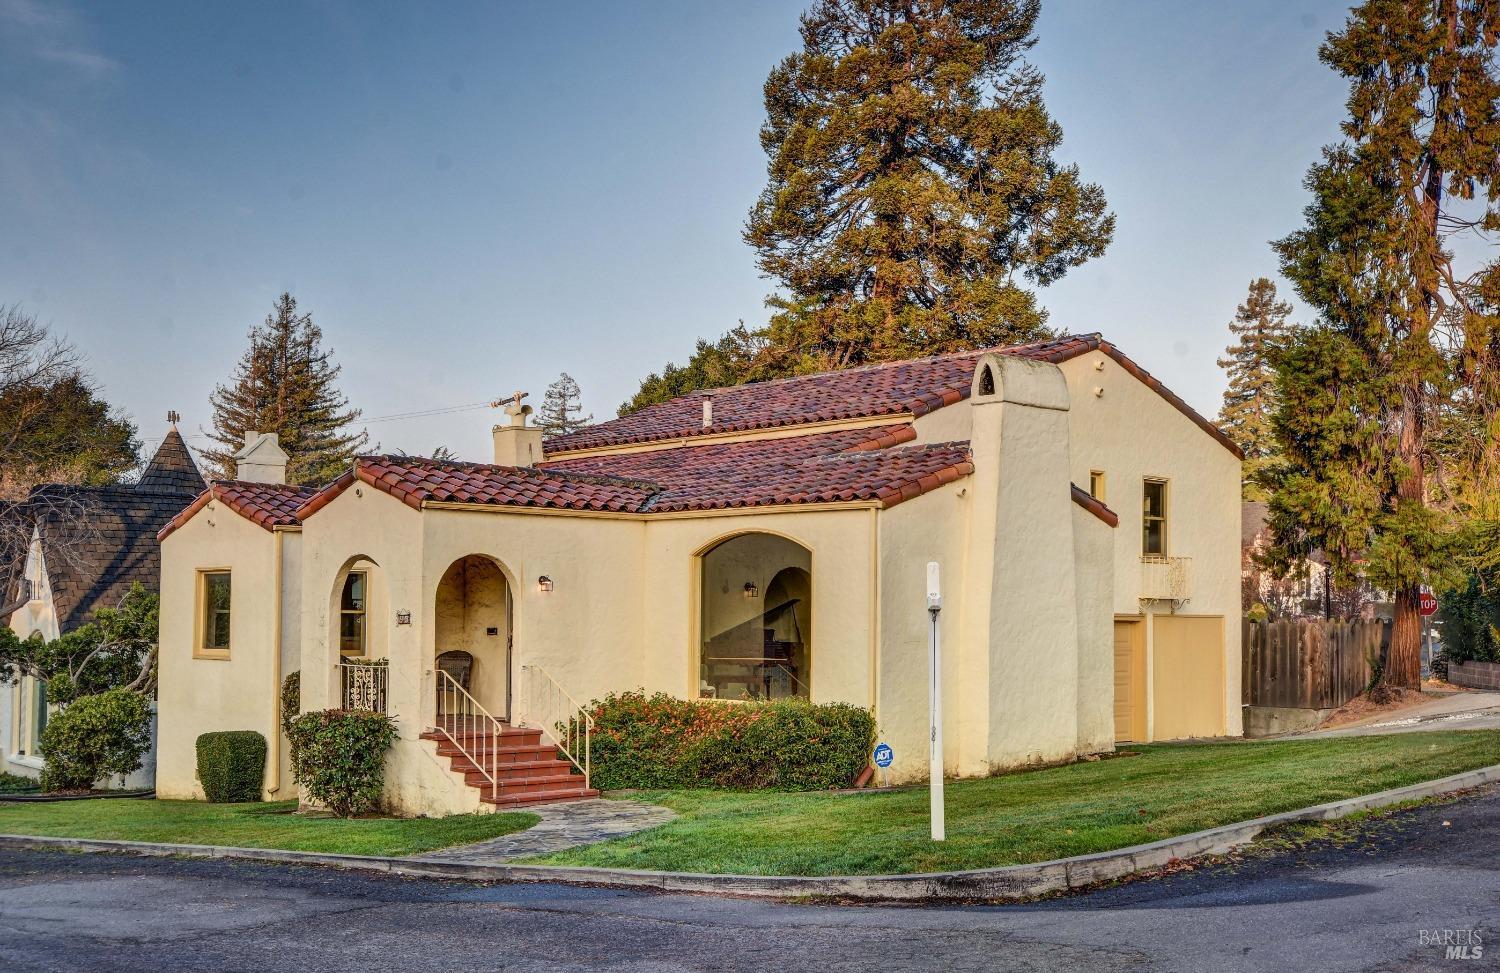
[[624, 0, 1112, 410], [620, 326, 769, 415], [205, 293, 369, 485], [1216, 279, 1299, 500], [747, 0, 1113, 373], [1269, 0, 1500, 691], [537, 372, 593, 436]]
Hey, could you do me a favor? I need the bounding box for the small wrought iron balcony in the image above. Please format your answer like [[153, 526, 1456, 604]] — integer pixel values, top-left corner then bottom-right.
[[1140, 556, 1192, 602]]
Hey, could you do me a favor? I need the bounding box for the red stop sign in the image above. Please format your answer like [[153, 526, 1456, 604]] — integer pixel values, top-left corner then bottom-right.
[[1419, 591, 1439, 617]]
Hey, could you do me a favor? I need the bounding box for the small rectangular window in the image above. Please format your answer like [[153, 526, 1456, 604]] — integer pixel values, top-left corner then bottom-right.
[[200, 571, 232, 655], [1142, 479, 1168, 559], [1089, 470, 1106, 502], [340, 571, 367, 656]]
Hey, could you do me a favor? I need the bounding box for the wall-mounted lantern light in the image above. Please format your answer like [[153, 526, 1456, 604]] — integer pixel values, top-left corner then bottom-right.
[[395, 610, 412, 626], [537, 575, 555, 593], [743, 581, 759, 599]]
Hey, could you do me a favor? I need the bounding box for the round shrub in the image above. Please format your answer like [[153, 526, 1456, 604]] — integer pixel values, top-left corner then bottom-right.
[[196, 730, 267, 803], [588, 691, 875, 791], [38, 689, 152, 792], [286, 709, 396, 817]]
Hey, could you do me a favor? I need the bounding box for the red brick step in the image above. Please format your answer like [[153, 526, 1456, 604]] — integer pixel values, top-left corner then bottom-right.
[[420, 721, 594, 809]]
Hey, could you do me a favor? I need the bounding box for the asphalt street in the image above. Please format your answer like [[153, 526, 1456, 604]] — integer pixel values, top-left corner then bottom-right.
[[2, 786, 1498, 972]]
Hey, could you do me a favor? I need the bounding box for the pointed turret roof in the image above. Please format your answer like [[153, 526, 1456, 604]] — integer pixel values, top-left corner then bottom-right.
[[137, 427, 206, 495]]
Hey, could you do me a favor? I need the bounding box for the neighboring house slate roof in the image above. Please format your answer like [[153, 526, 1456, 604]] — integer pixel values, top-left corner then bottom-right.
[[2, 429, 206, 632], [156, 481, 319, 542], [306, 425, 977, 516], [543, 333, 1244, 460], [135, 429, 205, 494]]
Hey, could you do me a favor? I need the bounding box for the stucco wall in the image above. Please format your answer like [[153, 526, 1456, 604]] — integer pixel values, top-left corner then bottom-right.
[[876, 486, 967, 782], [911, 349, 1244, 742], [641, 511, 877, 709], [1056, 352, 1243, 738], [157, 506, 282, 800], [1072, 503, 1116, 754], [297, 484, 447, 816]]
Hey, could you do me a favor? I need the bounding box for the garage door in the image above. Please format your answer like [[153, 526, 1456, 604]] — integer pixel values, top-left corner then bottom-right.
[[1151, 615, 1226, 740], [1113, 619, 1146, 743]]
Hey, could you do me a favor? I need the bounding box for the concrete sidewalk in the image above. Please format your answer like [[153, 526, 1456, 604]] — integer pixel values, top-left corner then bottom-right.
[[1293, 689, 1500, 738], [409, 798, 676, 865]]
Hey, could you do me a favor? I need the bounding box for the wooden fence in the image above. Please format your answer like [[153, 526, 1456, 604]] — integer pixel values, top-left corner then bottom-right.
[[1242, 618, 1387, 710]]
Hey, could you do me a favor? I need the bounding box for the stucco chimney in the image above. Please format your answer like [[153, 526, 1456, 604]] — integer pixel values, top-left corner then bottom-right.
[[702, 393, 714, 429], [954, 353, 1081, 774], [233, 431, 289, 484], [493, 395, 544, 467]]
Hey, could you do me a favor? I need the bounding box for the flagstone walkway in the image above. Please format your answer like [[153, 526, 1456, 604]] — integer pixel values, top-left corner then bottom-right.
[[408, 798, 676, 865]]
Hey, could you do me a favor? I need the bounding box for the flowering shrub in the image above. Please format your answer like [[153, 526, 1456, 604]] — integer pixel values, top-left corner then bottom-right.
[[286, 709, 396, 817], [588, 691, 874, 791]]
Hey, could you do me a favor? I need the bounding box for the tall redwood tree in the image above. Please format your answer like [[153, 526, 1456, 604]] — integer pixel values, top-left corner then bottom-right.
[[1271, 0, 1500, 690]]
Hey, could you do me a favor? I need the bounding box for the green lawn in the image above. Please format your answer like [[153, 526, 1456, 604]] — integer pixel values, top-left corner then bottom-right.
[[0, 799, 538, 857], [535, 731, 1500, 876]]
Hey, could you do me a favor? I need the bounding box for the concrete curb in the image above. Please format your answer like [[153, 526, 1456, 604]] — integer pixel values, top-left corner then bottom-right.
[[3, 763, 1497, 902]]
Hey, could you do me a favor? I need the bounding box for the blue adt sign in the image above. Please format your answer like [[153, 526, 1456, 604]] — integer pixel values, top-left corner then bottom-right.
[[873, 743, 894, 769]]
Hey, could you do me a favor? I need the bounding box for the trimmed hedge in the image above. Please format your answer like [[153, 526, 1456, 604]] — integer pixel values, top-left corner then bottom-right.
[[286, 709, 397, 817], [38, 689, 153, 792], [196, 731, 267, 803], [588, 691, 875, 791]]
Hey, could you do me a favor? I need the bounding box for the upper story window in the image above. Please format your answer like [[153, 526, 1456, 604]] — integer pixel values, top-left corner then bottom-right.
[[198, 571, 231, 658], [1142, 479, 1168, 560], [340, 572, 368, 656], [1089, 470, 1106, 502]]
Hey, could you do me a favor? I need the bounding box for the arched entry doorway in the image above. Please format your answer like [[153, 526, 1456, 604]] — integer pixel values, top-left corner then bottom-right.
[[698, 533, 812, 701], [434, 555, 512, 720]]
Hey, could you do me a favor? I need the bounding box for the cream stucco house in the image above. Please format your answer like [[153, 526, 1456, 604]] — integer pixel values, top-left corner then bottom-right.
[[156, 334, 1242, 816]]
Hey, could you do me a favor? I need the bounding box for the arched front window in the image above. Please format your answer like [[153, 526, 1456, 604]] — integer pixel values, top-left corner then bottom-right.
[[699, 534, 812, 701]]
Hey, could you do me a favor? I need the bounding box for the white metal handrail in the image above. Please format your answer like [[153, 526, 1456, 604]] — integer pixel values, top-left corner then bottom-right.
[[433, 668, 503, 790], [518, 664, 592, 790]]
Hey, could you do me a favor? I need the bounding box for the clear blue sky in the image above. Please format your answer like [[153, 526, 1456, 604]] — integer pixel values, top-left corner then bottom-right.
[[0, 0, 1352, 463]]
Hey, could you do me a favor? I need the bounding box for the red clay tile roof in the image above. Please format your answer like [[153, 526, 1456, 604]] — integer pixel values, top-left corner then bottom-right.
[[542, 425, 972, 511], [300, 426, 975, 517], [544, 333, 1243, 460], [156, 481, 319, 542], [1070, 485, 1119, 528], [349, 456, 661, 513]]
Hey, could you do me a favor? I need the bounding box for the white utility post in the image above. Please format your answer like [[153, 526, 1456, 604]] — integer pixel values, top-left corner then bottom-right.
[[927, 561, 946, 842]]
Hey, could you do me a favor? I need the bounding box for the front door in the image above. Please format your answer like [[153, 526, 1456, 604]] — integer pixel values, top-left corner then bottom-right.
[[1113, 618, 1147, 742]]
